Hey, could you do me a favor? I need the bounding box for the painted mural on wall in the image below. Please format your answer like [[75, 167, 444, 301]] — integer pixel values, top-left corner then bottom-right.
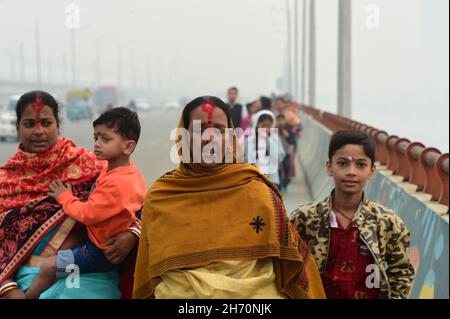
[[366, 174, 449, 299]]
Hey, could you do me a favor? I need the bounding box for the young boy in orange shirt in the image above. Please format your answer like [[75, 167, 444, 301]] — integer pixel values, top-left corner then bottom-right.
[[23, 107, 147, 299]]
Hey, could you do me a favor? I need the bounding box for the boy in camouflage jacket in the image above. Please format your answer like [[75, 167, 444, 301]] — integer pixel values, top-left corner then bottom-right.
[[290, 131, 414, 299]]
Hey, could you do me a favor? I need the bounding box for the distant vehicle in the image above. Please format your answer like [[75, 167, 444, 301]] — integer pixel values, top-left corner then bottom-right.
[[8, 94, 21, 112], [66, 99, 93, 122], [0, 95, 19, 141], [65, 89, 93, 122], [93, 86, 120, 114], [135, 98, 151, 112], [0, 112, 17, 142], [163, 98, 181, 110], [66, 89, 91, 103]]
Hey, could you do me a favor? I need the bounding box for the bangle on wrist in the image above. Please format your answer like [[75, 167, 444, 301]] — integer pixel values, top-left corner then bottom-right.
[[0, 282, 18, 297]]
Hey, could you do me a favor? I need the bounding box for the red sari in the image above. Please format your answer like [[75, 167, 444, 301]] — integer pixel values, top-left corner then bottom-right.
[[0, 138, 106, 283], [0, 137, 105, 215]]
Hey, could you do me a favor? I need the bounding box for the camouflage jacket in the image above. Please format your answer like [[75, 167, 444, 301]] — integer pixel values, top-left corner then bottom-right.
[[290, 191, 415, 299]]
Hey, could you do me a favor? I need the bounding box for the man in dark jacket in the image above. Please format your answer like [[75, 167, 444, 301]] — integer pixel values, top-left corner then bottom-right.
[[226, 87, 247, 128]]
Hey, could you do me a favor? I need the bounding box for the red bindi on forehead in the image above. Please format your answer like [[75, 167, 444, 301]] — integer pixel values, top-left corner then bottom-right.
[[201, 98, 216, 140], [201, 98, 215, 128], [31, 94, 45, 130]]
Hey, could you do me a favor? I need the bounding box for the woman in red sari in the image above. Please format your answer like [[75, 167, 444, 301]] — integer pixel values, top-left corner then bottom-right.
[[0, 91, 139, 299]]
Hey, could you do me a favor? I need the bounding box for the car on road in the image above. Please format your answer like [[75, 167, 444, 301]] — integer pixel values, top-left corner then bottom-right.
[[0, 112, 18, 142], [8, 95, 20, 113], [163, 98, 181, 110], [66, 99, 93, 122], [135, 98, 152, 112]]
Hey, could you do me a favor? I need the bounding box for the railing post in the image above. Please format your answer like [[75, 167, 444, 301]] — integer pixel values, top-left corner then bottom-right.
[[420, 148, 443, 202], [394, 138, 411, 181], [437, 154, 449, 206], [374, 131, 389, 165], [406, 143, 426, 191], [386, 135, 399, 173]]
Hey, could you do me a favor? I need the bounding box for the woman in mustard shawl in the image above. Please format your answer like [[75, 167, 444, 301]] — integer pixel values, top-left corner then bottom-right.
[[133, 96, 325, 299]]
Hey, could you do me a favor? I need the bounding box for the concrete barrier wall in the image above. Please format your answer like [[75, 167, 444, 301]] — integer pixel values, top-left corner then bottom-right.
[[298, 112, 449, 299]]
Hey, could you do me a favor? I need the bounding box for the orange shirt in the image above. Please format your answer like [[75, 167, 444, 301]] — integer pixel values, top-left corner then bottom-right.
[[57, 162, 147, 250], [284, 110, 300, 127]]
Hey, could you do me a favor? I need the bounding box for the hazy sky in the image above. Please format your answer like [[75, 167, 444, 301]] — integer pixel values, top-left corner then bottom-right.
[[0, 0, 448, 151], [0, 0, 287, 99], [313, 0, 449, 151]]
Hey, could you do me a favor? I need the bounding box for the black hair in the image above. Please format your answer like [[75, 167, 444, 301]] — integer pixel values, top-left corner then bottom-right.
[[276, 114, 286, 120], [16, 90, 60, 126], [260, 96, 272, 110], [255, 114, 274, 160], [246, 100, 260, 114], [93, 107, 141, 143], [182, 96, 232, 129], [228, 87, 239, 93], [328, 130, 376, 166], [246, 102, 253, 113], [257, 114, 274, 126]]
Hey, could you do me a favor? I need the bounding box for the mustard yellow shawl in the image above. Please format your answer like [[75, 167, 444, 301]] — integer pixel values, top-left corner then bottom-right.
[[133, 162, 325, 299]]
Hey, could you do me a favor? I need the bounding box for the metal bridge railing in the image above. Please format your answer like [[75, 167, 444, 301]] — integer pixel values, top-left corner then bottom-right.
[[301, 105, 449, 207]]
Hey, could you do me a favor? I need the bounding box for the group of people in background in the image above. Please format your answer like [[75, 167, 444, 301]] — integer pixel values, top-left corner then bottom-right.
[[226, 86, 302, 191]]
